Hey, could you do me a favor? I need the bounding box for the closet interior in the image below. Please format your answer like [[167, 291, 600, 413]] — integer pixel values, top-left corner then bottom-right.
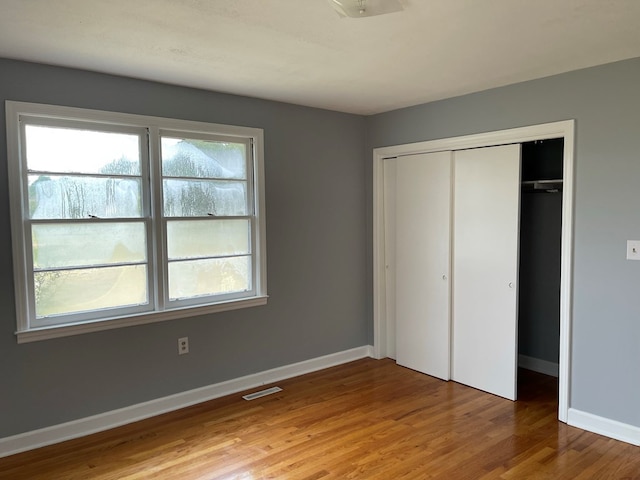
[[517, 138, 564, 397]]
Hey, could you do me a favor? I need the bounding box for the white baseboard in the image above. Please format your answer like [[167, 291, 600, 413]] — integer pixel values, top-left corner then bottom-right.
[[568, 408, 640, 446], [518, 354, 559, 377], [0, 345, 374, 458]]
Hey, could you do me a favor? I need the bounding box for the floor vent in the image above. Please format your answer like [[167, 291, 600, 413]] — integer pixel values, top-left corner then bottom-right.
[[242, 386, 283, 401]]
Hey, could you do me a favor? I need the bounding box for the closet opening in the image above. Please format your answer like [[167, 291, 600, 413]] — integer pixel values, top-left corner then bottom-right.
[[517, 138, 564, 402]]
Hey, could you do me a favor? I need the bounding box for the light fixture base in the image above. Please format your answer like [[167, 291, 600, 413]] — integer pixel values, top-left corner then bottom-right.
[[328, 0, 404, 18]]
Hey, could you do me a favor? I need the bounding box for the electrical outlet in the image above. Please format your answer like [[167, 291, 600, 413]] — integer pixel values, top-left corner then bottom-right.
[[178, 337, 189, 355]]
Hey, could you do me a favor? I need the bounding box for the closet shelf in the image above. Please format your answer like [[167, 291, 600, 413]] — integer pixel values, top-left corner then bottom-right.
[[522, 179, 563, 193]]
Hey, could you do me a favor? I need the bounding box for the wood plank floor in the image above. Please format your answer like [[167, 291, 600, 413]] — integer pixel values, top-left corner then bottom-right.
[[1, 358, 639, 479]]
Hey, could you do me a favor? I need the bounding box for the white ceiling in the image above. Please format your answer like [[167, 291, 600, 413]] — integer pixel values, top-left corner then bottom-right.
[[1, 0, 640, 115]]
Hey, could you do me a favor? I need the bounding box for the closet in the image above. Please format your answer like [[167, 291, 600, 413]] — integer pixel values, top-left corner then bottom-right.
[[387, 138, 564, 401]]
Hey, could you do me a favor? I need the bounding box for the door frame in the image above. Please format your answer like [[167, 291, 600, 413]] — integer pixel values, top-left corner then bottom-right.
[[372, 120, 575, 422]]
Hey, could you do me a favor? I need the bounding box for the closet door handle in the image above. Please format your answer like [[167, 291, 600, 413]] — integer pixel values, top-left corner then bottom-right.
[[442, 275, 447, 280], [508, 282, 514, 288]]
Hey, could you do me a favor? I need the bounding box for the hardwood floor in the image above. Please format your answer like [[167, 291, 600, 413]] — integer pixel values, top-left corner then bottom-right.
[[1, 358, 639, 479]]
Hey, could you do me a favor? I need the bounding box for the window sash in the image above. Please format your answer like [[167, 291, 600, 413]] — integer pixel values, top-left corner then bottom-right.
[[27, 217, 154, 327], [20, 119, 153, 328], [156, 130, 256, 310], [163, 216, 255, 307]]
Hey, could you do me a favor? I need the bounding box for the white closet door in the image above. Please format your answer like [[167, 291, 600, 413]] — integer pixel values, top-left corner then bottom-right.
[[453, 144, 521, 400], [392, 151, 452, 380]]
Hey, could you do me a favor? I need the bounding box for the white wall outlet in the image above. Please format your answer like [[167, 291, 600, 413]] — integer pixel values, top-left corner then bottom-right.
[[178, 337, 189, 355], [626, 240, 640, 260]]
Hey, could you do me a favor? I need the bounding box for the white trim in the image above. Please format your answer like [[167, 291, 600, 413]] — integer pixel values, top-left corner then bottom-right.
[[558, 131, 575, 423], [568, 408, 640, 446], [373, 120, 574, 423], [373, 121, 573, 158], [253, 128, 268, 298], [372, 149, 386, 360], [16, 296, 269, 343], [6, 102, 29, 334], [0, 345, 374, 458], [518, 354, 559, 377]]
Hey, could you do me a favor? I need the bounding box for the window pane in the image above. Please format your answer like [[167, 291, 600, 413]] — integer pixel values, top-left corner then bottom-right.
[[29, 175, 142, 219], [168, 256, 250, 300], [34, 265, 148, 318], [167, 219, 249, 260], [25, 125, 141, 175], [163, 179, 248, 217], [161, 137, 246, 179], [33, 223, 146, 269]]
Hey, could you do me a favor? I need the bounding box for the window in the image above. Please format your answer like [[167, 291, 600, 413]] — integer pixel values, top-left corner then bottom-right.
[[6, 102, 267, 342]]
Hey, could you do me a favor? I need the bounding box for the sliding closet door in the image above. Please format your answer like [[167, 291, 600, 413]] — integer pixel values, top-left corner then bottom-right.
[[453, 145, 521, 400], [391, 151, 452, 380]]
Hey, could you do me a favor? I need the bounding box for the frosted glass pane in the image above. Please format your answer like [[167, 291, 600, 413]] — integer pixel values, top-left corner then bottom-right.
[[34, 265, 147, 318], [168, 256, 250, 300], [32, 223, 146, 269], [163, 179, 247, 217], [25, 125, 141, 175], [29, 175, 142, 219], [161, 137, 246, 179], [167, 219, 249, 260]]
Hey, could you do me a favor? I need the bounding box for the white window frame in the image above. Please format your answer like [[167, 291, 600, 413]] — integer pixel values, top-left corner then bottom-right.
[[6, 101, 268, 343]]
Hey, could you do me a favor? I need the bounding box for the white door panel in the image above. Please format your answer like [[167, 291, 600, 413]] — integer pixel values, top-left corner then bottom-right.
[[392, 151, 452, 380], [452, 144, 521, 400]]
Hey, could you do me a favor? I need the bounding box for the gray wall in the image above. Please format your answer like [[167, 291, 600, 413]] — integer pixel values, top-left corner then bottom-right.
[[0, 59, 368, 438], [367, 57, 640, 427]]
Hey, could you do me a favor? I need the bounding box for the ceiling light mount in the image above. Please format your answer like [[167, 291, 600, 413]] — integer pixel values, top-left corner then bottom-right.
[[328, 0, 404, 18]]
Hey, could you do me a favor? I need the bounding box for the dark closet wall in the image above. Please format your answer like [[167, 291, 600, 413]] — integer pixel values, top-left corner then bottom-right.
[[518, 140, 563, 365]]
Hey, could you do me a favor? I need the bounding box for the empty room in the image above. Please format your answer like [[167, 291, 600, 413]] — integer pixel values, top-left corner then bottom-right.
[[1, 1, 639, 478]]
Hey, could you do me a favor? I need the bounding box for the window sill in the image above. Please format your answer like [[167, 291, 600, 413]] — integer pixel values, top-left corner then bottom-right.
[[15, 296, 269, 344]]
